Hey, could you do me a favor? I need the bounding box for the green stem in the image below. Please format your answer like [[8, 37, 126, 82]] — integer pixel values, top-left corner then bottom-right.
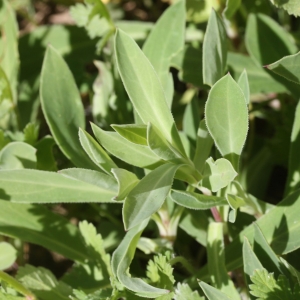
[[169, 256, 196, 275], [0, 270, 35, 299]]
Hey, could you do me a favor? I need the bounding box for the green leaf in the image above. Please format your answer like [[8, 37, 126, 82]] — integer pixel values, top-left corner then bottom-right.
[[0, 201, 87, 262], [78, 221, 112, 285], [269, 0, 300, 17], [147, 123, 181, 161], [0, 270, 35, 300], [35, 136, 57, 171], [249, 269, 296, 300], [112, 219, 169, 298], [226, 194, 245, 223], [170, 189, 227, 210], [245, 13, 297, 66], [114, 29, 186, 158], [142, 0, 185, 106], [146, 253, 174, 291], [92, 123, 162, 169], [0, 242, 16, 271], [0, 0, 19, 101], [0, 142, 37, 170], [183, 97, 200, 142], [123, 163, 180, 230], [201, 157, 237, 192], [223, 0, 241, 19], [40, 45, 96, 170], [0, 66, 13, 104], [237, 69, 250, 104], [111, 168, 140, 201], [0, 169, 118, 203], [207, 222, 240, 299], [171, 45, 203, 88], [266, 52, 300, 85], [193, 120, 214, 173], [179, 210, 209, 246], [285, 100, 300, 195], [174, 283, 204, 300], [79, 128, 117, 175], [223, 189, 300, 273], [203, 9, 227, 86], [227, 52, 290, 95], [205, 74, 248, 170], [92, 60, 114, 124], [252, 224, 287, 278], [19, 25, 97, 127], [17, 265, 72, 300], [243, 237, 264, 297], [112, 124, 148, 146], [199, 281, 232, 300], [23, 123, 39, 145]]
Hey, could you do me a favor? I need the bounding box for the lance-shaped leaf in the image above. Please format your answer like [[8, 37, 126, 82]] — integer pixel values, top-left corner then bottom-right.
[[200, 157, 237, 192], [207, 222, 240, 299], [193, 120, 214, 173], [0, 201, 87, 262], [0, 169, 118, 203], [285, 100, 300, 196], [0, 66, 13, 104], [170, 190, 227, 210], [40, 45, 96, 170], [92, 123, 162, 169], [0, 0, 19, 101], [203, 9, 227, 86], [123, 163, 180, 230], [183, 97, 200, 143], [266, 52, 300, 85], [243, 237, 263, 299], [270, 0, 300, 17], [79, 128, 117, 175], [142, 0, 185, 106], [205, 74, 248, 170], [245, 13, 297, 66], [0, 142, 37, 170], [0, 242, 16, 270], [112, 168, 140, 201], [112, 124, 147, 146], [147, 123, 181, 161], [114, 29, 186, 158], [60, 168, 118, 194], [237, 69, 250, 104], [111, 219, 170, 298], [199, 282, 232, 300]]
